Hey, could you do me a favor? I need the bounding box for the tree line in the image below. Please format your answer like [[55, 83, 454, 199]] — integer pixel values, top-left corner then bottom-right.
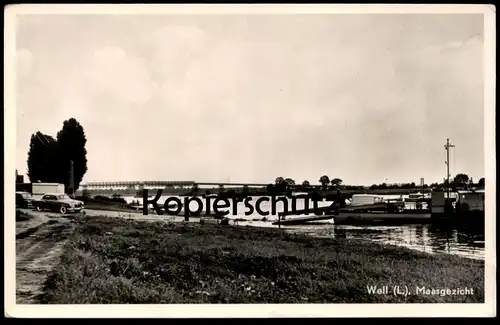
[[267, 173, 485, 193], [26, 118, 88, 194]]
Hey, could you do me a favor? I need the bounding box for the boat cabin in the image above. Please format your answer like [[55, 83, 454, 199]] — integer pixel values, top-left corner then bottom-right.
[[349, 194, 385, 206], [409, 192, 423, 199], [456, 190, 485, 212]]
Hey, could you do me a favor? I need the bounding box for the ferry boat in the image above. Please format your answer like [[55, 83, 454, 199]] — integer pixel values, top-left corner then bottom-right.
[[431, 189, 485, 223], [341, 194, 405, 213], [335, 194, 430, 225]]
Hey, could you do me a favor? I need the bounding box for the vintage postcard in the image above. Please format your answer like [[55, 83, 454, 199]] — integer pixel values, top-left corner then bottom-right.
[[4, 3, 496, 318]]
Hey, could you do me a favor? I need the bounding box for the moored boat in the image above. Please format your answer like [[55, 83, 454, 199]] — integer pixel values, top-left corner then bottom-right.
[[334, 211, 432, 225], [341, 194, 405, 213], [335, 194, 430, 224], [452, 190, 485, 224], [272, 214, 335, 226], [406, 191, 431, 202]]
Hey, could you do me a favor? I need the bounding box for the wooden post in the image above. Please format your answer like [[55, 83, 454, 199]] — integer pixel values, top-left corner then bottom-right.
[[184, 194, 189, 222], [142, 189, 149, 215]]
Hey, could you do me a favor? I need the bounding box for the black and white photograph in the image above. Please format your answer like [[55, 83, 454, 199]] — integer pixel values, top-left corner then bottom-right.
[[5, 4, 496, 318]]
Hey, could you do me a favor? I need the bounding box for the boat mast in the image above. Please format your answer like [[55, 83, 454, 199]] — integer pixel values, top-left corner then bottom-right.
[[444, 138, 455, 198]]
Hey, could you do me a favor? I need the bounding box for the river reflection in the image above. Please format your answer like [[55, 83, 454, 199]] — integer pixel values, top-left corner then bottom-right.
[[281, 221, 485, 260]]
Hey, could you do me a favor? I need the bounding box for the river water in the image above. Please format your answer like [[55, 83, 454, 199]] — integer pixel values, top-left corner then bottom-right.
[[119, 194, 485, 261]]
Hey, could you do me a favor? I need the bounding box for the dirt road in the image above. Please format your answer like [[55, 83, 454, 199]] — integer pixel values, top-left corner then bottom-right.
[[15, 208, 157, 303], [16, 216, 74, 304]]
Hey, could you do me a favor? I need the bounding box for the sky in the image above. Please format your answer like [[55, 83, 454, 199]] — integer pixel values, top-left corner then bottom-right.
[[15, 12, 486, 186]]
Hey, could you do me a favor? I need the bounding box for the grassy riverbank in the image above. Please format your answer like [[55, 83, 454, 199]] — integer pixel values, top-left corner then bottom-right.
[[39, 215, 484, 303]]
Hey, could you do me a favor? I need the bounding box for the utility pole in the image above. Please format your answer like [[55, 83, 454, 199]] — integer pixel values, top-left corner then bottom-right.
[[444, 138, 455, 201]]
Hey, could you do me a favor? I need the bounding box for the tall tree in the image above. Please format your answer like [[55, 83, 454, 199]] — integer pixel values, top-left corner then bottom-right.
[[331, 178, 343, 186], [275, 177, 285, 185], [56, 118, 88, 193], [453, 173, 469, 186], [27, 132, 58, 183], [478, 177, 485, 187], [319, 175, 330, 189]]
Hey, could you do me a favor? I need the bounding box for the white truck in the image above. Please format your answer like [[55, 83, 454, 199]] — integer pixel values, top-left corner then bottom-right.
[[32, 183, 65, 200]]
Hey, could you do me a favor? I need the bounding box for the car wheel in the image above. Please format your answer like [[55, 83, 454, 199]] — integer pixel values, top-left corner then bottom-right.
[[36, 206, 43, 212], [60, 206, 67, 214]]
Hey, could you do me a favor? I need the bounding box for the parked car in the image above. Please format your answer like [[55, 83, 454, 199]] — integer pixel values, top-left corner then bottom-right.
[[33, 193, 84, 214], [16, 191, 34, 208]]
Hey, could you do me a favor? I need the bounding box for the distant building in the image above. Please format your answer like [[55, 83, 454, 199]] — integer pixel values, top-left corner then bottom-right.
[[16, 174, 24, 184], [15, 171, 32, 193]]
